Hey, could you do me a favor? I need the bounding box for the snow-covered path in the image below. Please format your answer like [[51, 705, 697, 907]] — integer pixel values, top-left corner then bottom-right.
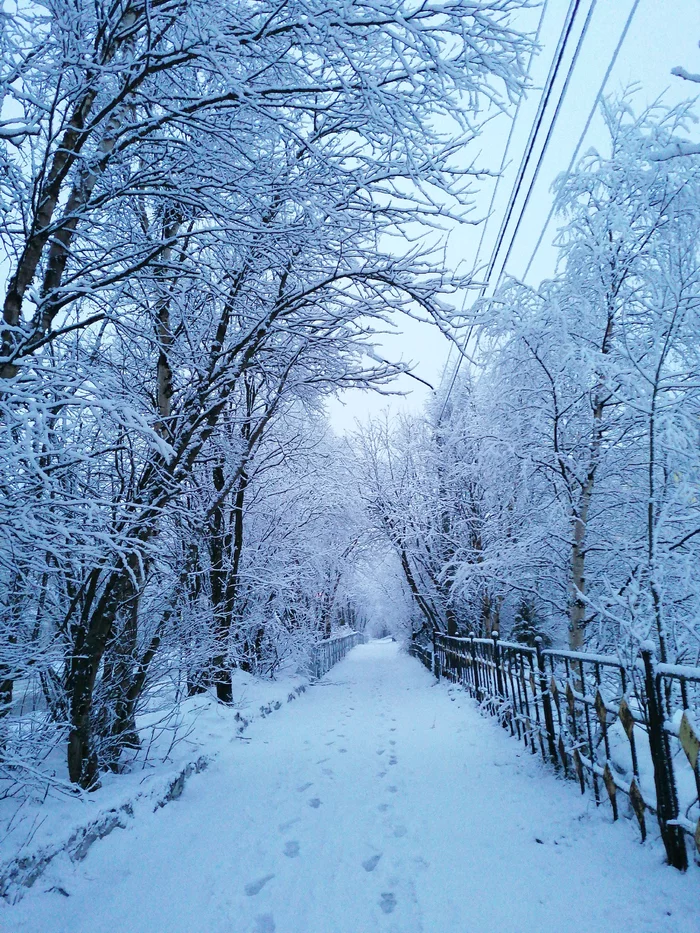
[[6, 641, 697, 933]]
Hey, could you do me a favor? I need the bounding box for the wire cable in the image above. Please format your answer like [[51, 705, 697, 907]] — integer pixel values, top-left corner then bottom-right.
[[477, 0, 584, 294], [441, 0, 551, 379], [522, 0, 643, 281], [438, 0, 585, 420], [439, 0, 641, 421], [491, 0, 598, 286]]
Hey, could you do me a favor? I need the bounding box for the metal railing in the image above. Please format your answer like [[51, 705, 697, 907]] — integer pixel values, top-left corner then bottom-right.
[[411, 632, 700, 870], [408, 642, 432, 670], [311, 631, 366, 679]]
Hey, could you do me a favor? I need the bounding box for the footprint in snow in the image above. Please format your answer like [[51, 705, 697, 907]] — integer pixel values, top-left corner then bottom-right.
[[245, 875, 275, 896], [389, 740, 396, 746], [362, 854, 382, 872], [316, 757, 329, 764], [377, 803, 390, 812], [338, 748, 347, 754], [389, 728, 396, 733], [388, 785, 398, 793], [379, 893, 397, 914], [389, 757, 397, 766], [284, 841, 300, 858], [254, 915, 276, 933], [376, 749, 385, 756], [393, 826, 407, 838], [308, 797, 321, 808], [297, 782, 313, 793], [322, 767, 334, 776], [377, 770, 386, 778], [278, 818, 300, 833]]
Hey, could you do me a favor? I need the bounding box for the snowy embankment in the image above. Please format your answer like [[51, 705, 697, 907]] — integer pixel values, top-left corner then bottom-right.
[[3, 640, 698, 933], [0, 667, 309, 902]]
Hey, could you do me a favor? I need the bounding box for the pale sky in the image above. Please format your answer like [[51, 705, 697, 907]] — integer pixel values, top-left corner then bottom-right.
[[327, 0, 700, 434]]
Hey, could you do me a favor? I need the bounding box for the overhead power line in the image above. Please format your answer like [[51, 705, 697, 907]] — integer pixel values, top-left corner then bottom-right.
[[439, 0, 588, 420], [491, 0, 598, 286], [442, 0, 551, 378], [468, 2, 553, 282], [477, 0, 585, 295], [438, 0, 641, 422], [522, 0, 643, 281]]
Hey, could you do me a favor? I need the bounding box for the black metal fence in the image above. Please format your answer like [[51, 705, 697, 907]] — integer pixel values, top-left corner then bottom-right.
[[410, 632, 700, 871], [408, 642, 432, 670], [311, 631, 366, 679]]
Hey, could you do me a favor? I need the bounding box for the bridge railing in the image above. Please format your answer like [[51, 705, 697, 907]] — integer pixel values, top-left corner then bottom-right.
[[408, 642, 432, 671], [412, 631, 700, 871], [311, 631, 366, 679]]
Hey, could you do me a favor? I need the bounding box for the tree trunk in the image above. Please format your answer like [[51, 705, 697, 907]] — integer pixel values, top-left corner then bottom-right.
[[209, 462, 235, 702], [569, 513, 588, 651], [480, 593, 499, 637], [101, 598, 141, 770], [65, 562, 139, 788], [1, 9, 146, 378]]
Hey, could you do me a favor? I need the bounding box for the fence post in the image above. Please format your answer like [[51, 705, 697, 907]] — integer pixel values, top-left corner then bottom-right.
[[469, 633, 480, 702], [432, 629, 440, 680], [535, 637, 559, 769], [641, 648, 687, 870], [491, 630, 504, 698]]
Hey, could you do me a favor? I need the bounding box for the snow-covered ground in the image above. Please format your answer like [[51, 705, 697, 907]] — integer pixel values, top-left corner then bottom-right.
[[3, 640, 697, 933], [0, 666, 309, 873]]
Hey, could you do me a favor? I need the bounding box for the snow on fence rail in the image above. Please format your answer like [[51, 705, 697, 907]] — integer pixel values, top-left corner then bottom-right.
[[407, 642, 432, 671], [410, 632, 700, 871], [311, 632, 366, 679]]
